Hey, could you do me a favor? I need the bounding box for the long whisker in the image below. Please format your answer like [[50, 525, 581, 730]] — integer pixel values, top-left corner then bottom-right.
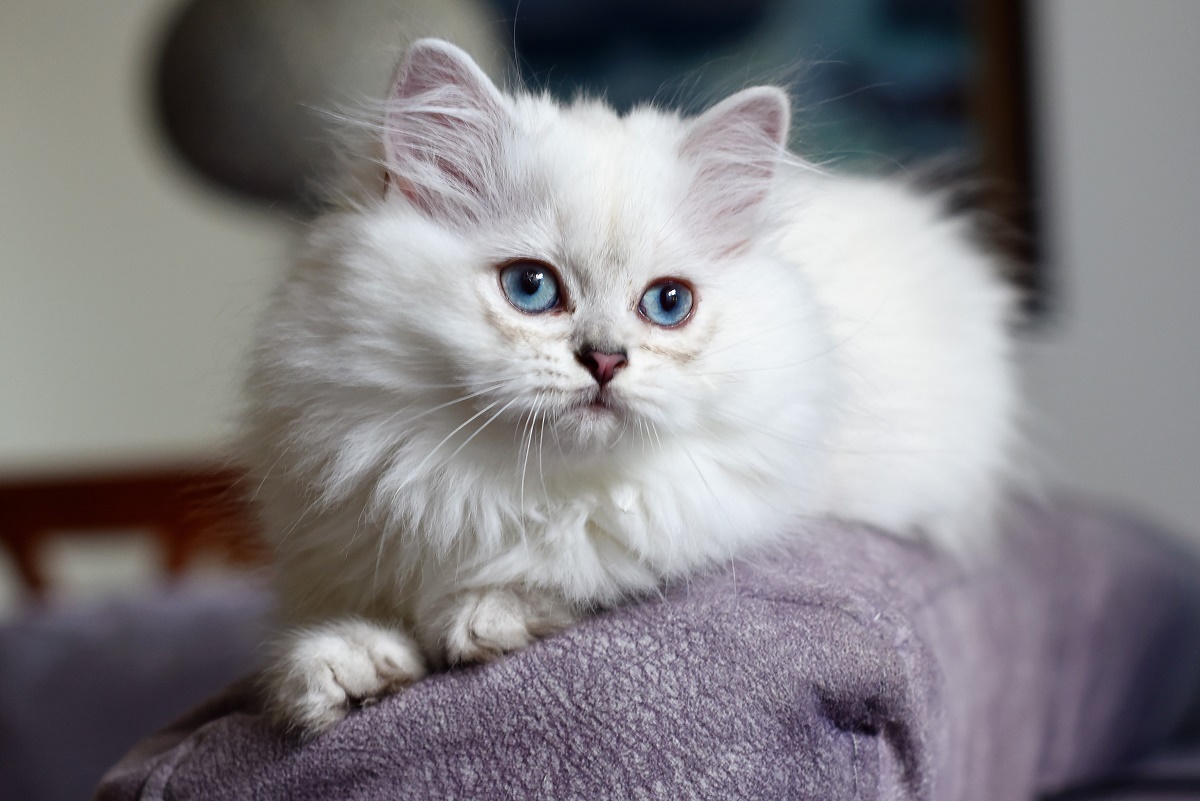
[[509, 395, 537, 546], [514, 393, 537, 447], [376, 394, 521, 577], [442, 395, 522, 463], [518, 392, 543, 540], [613, 411, 630, 450], [378, 378, 522, 434], [537, 406, 550, 506], [388, 397, 507, 508], [395, 376, 528, 391], [337, 376, 518, 441], [649, 420, 665, 456]]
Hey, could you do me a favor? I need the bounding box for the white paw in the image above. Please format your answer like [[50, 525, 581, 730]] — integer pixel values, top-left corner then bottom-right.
[[266, 619, 426, 735], [438, 587, 575, 665]]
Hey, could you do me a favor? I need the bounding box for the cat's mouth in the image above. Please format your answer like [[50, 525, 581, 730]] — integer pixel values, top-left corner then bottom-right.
[[553, 389, 627, 450], [576, 389, 621, 416]]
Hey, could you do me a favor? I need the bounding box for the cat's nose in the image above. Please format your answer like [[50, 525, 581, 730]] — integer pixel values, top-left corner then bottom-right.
[[575, 347, 628, 386]]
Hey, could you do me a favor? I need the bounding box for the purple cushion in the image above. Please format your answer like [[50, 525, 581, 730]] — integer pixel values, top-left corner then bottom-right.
[[1044, 747, 1200, 800], [97, 498, 1200, 800], [0, 580, 267, 801]]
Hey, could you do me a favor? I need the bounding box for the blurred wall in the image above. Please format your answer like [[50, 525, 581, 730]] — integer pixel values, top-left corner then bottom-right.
[[1023, 0, 1200, 534], [0, 0, 284, 475]]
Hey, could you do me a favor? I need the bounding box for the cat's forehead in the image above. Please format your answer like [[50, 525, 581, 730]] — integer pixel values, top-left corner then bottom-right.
[[512, 96, 682, 153], [531, 100, 685, 195], [508, 97, 693, 276]]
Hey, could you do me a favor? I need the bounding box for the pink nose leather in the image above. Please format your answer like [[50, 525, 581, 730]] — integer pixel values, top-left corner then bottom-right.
[[577, 349, 627, 386]]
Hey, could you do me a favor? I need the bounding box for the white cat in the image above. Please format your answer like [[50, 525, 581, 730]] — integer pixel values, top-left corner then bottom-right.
[[247, 39, 1017, 733]]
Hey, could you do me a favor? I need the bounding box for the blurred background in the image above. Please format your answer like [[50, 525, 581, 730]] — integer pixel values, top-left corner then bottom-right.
[[1, 0, 1198, 797]]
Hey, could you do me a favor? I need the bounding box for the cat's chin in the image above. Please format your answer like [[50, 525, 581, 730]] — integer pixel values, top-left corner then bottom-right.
[[556, 398, 626, 453]]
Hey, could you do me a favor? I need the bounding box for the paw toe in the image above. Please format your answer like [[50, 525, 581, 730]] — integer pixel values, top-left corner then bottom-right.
[[267, 621, 427, 734]]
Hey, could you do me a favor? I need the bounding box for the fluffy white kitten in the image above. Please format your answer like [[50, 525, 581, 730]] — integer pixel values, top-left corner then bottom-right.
[[248, 39, 1016, 733]]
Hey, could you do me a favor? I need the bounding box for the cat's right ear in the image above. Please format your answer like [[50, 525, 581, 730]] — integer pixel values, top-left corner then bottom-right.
[[679, 86, 790, 251], [382, 39, 509, 223]]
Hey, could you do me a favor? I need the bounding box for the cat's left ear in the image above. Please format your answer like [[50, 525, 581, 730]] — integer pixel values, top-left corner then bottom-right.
[[382, 39, 510, 223], [680, 87, 790, 245]]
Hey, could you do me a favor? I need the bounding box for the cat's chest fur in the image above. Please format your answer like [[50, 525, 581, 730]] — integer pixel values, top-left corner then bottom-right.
[[273, 412, 830, 620]]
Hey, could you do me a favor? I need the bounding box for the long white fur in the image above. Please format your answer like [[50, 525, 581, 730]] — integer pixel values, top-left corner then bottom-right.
[[249, 39, 1016, 732]]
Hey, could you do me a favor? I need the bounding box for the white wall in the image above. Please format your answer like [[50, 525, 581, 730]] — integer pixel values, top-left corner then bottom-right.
[[0, 0, 503, 479], [0, 0, 284, 475], [1022, 0, 1200, 534]]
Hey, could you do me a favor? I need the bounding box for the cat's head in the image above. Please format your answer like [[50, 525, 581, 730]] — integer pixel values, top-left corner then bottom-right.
[[260, 40, 832, 482]]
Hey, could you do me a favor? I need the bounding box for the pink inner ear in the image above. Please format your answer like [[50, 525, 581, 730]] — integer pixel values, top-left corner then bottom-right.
[[680, 87, 791, 242], [392, 42, 498, 112], [683, 89, 789, 159], [382, 40, 508, 221]]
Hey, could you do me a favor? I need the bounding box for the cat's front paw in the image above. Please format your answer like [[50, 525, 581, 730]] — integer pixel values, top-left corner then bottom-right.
[[265, 619, 426, 735], [426, 587, 575, 665]]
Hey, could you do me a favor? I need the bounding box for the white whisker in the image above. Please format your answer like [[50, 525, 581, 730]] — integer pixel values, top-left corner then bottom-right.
[[386, 396, 508, 510], [537, 411, 551, 506], [518, 392, 544, 541], [442, 395, 521, 463]]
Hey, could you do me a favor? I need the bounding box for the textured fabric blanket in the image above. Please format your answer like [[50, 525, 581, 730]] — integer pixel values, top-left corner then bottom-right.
[[0, 580, 266, 801], [97, 499, 1200, 801]]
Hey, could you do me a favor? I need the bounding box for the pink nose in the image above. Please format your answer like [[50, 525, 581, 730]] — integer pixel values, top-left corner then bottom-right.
[[576, 348, 628, 386]]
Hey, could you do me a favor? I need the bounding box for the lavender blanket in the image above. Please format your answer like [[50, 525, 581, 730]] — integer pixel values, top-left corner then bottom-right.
[[98, 499, 1200, 800]]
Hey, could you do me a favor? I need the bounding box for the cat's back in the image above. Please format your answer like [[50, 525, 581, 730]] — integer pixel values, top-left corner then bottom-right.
[[772, 171, 1017, 543]]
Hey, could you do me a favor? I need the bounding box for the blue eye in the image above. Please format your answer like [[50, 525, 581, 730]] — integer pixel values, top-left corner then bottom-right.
[[500, 261, 561, 313], [638, 280, 694, 327]]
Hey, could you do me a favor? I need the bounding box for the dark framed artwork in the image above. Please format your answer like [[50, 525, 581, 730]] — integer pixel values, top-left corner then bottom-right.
[[975, 0, 1041, 313]]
